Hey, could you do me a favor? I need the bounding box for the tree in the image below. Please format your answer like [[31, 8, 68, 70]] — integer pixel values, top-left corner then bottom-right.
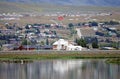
[[22, 39, 31, 45], [104, 21, 119, 25], [82, 22, 86, 26], [92, 42, 99, 48], [68, 23, 74, 29], [78, 23, 81, 26], [112, 42, 119, 49], [46, 38, 49, 45], [76, 38, 87, 47], [109, 20, 119, 25], [71, 29, 77, 35], [40, 41, 45, 45], [89, 21, 98, 26], [75, 38, 78, 43]]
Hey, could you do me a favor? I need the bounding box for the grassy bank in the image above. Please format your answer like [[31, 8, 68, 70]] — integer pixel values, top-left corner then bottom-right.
[[0, 52, 120, 64], [106, 58, 120, 64]]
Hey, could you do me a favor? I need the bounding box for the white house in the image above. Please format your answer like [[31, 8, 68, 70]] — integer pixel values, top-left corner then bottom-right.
[[53, 39, 82, 51], [67, 44, 82, 51], [53, 39, 68, 50]]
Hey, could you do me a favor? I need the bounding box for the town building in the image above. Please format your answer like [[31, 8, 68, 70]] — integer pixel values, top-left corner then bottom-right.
[[53, 39, 82, 51]]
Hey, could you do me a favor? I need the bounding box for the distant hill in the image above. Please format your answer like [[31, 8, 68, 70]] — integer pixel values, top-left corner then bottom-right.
[[0, 1, 120, 13], [1, 0, 120, 6], [0, 2, 43, 13]]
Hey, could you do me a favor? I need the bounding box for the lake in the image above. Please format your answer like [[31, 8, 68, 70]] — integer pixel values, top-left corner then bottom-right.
[[0, 59, 119, 79]]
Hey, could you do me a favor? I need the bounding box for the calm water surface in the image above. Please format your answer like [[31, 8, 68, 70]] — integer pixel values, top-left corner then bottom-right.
[[0, 59, 120, 79]]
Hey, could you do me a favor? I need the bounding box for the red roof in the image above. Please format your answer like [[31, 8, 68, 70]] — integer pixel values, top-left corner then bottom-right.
[[58, 16, 64, 21]]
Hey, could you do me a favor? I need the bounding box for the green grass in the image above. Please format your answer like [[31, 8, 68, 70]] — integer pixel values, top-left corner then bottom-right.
[[106, 58, 120, 64], [0, 52, 120, 60], [0, 52, 120, 63]]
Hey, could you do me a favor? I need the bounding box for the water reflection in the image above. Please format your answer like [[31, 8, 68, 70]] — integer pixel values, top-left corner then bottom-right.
[[0, 59, 119, 79], [53, 60, 83, 74]]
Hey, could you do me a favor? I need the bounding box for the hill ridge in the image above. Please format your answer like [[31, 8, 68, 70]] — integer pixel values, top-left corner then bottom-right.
[[1, 0, 120, 6]]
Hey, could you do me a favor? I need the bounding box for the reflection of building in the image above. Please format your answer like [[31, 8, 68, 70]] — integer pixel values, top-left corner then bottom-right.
[[53, 60, 83, 74], [53, 39, 82, 50]]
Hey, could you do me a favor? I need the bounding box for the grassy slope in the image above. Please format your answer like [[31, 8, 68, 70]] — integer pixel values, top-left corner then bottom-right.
[[0, 2, 120, 13], [0, 2, 43, 13], [0, 2, 120, 29]]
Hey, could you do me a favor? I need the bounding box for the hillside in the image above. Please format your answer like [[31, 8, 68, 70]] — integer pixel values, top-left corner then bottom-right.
[[1, 0, 120, 6], [0, 2, 120, 13], [0, 2, 43, 13]]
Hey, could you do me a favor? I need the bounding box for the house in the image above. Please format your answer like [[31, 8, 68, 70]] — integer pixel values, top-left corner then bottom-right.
[[15, 45, 53, 50], [2, 44, 14, 51], [0, 29, 15, 35], [53, 39, 82, 51], [53, 39, 68, 50], [41, 45, 53, 50], [67, 44, 82, 51], [16, 45, 36, 50]]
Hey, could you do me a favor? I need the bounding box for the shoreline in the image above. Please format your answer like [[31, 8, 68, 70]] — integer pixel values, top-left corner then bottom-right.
[[0, 50, 120, 59], [0, 50, 120, 64], [0, 50, 120, 53]]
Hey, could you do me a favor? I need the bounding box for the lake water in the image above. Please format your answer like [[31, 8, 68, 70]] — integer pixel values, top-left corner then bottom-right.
[[0, 59, 120, 79]]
